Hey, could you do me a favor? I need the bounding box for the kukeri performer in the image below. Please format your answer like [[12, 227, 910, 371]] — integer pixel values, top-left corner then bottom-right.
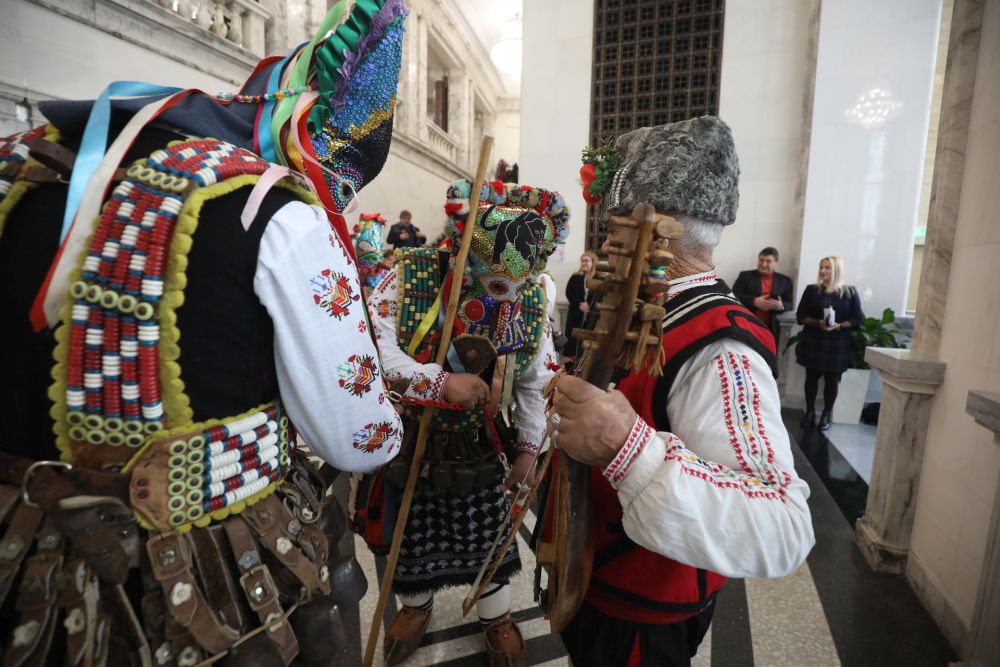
[[358, 179, 569, 666], [353, 212, 392, 292], [554, 117, 815, 666], [0, 0, 409, 664]]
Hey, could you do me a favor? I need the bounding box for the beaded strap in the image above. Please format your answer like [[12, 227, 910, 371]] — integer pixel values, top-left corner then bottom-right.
[[61, 139, 270, 456], [130, 401, 297, 532]]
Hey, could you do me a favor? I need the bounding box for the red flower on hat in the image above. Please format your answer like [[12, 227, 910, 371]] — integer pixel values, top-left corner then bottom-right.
[[580, 163, 601, 204]]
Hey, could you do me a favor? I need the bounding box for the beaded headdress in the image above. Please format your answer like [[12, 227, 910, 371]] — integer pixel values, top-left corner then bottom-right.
[[444, 180, 570, 290], [441, 180, 570, 352], [247, 0, 408, 217]]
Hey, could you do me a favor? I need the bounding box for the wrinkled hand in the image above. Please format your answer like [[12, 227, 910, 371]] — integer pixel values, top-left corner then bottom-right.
[[551, 376, 637, 468], [503, 452, 537, 498], [443, 373, 489, 410]]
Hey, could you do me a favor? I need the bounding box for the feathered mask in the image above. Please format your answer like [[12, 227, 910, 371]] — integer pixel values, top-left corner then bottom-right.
[[249, 0, 408, 218]]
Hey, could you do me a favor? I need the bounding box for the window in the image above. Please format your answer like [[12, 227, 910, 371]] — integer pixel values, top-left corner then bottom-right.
[[587, 0, 725, 251]]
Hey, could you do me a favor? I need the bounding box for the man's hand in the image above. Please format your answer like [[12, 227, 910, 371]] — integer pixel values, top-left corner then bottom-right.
[[504, 451, 537, 497], [443, 373, 489, 409], [551, 376, 637, 468], [416, 231, 427, 242], [579, 302, 590, 314], [754, 295, 782, 311], [399, 230, 410, 241]]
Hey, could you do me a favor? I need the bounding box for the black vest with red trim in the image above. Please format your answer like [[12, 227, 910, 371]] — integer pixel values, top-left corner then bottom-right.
[[586, 280, 777, 624]]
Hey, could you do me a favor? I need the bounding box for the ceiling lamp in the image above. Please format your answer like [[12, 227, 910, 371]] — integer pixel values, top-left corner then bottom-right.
[[490, 14, 522, 80], [845, 88, 903, 129]]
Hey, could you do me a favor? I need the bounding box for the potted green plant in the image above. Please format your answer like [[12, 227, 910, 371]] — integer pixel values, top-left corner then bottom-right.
[[784, 308, 904, 423]]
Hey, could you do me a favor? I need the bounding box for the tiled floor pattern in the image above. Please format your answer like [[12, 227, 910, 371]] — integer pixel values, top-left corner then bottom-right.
[[335, 410, 955, 666]]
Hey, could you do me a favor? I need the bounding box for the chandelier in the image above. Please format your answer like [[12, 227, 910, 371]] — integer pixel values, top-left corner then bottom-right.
[[490, 14, 522, 80], [845, 88, 903, 129]]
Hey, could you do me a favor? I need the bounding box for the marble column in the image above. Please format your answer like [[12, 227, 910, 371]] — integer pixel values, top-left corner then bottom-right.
[[855, 349, 945, 573], [855, 0, 985, 577], [962, 391, 1000, 667], [911, 0, 984, 356]]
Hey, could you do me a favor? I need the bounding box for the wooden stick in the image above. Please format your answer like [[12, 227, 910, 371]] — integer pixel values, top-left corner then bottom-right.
[[461, 440, 555, 616], [362, 136, 494, 667]]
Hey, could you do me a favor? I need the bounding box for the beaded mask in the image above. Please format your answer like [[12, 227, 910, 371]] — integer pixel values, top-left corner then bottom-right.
[[353, 212, 389, 288], [307, 0, 407, 214], [443, 180, 570, 354], [252, 0, 407, 218]]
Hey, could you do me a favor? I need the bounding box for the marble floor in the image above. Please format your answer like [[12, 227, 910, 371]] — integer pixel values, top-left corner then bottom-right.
[[330, 409, 955, 666]]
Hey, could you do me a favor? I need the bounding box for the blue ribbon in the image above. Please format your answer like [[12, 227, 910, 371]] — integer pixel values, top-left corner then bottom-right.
[[256, 44, 306, 163], [60, 81, 182, 243]]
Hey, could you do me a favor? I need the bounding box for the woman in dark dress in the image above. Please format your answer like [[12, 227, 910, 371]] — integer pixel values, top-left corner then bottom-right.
[[795, 256, 863, 430], [563, 251, 597, 361]]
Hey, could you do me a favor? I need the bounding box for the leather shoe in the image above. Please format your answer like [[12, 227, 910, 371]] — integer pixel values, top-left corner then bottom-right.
[[484, 614, 526, 667], [383, 606, 432, 665], [800, 410, 816, 428], [818, 411, 831, 431]]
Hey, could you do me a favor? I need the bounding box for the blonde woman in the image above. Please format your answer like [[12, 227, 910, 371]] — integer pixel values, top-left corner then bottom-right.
[[795, 256, 863, 430], [564, 250, 598, 360]]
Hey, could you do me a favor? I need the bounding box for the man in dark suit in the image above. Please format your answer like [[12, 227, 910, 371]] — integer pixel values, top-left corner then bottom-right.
[[732, 246, 794, 343]]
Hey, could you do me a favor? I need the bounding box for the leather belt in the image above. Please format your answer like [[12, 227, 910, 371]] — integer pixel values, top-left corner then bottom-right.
[[57, 558, 99, 666], [0, 502, 44, 606], [224, 517, 299, 664], [240, 495, 329, 596], [146, 532, 240, 655], [5, 519, 63, 667], [0, 453, 129, 584]]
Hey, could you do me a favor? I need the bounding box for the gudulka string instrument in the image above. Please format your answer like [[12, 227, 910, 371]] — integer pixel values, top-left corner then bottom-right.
[[462, 202, 684, 631]]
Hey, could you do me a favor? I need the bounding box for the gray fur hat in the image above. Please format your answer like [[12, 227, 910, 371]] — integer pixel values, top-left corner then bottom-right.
[[605, 116, 740, 225]]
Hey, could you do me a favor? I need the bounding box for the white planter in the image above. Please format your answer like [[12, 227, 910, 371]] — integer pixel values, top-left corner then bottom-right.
[[832, 368, 871, 424]]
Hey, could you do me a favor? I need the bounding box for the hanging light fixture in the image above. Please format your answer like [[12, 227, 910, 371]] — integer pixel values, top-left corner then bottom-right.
[[845, 88, 903, 129], [490, 13, 522, 80]]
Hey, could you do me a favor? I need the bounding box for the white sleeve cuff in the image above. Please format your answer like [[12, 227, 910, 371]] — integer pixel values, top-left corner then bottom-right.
[[602, 417, 667, 500]]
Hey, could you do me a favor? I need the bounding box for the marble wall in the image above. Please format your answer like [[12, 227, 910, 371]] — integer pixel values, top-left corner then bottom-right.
[[796, 0, 941, 319], [714, 0, 819, 289], [909, 0, 1000, 639], [519, 0, 594, 295]]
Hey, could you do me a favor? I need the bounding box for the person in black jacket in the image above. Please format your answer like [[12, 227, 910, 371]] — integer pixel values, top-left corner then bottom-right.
[[732, 246, 794, 343], [795, 256, 864, 430], [387, 209, 426, 249], [563, 250, 598, 361]]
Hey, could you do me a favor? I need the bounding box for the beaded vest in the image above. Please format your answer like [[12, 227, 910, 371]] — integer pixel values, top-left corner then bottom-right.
[[395, 247, 547, 431], [44, 137, 316, 533], [0, 125, 59, 236]]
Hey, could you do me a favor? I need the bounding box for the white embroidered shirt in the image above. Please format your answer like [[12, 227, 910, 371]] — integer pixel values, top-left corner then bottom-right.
[[253, 201, 403, 473], [602, 270, 816, 579]]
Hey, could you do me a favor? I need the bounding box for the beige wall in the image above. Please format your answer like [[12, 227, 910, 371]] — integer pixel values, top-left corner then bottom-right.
[[519, 0, 594, 300], [715, 0, 818, 288], [909, 0, 1000, 627]]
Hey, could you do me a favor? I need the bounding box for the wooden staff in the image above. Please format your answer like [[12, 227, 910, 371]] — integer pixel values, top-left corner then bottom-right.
[[362, 135, 494, 667]]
